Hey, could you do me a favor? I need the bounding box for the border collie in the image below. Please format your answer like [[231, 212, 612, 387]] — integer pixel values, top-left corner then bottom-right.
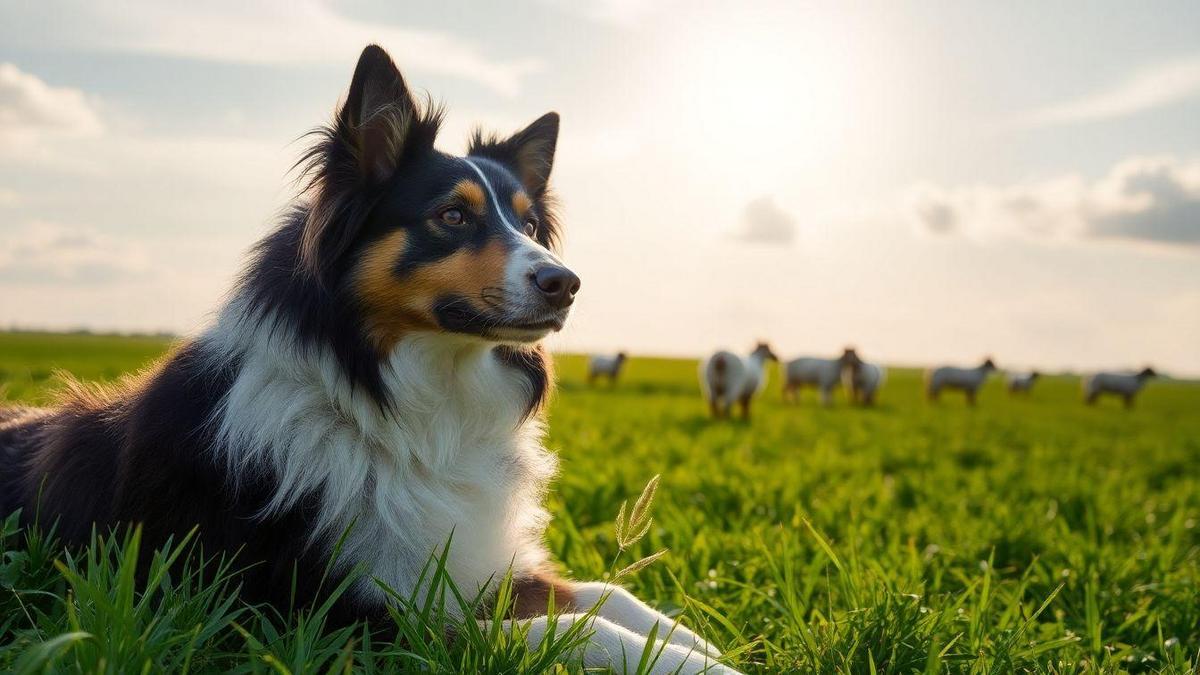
[[0, 46, 735, 674]]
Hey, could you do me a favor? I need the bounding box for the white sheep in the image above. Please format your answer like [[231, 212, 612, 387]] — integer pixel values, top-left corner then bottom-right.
[[587, 352, 628, 385], [700, 342, 778, 420], [782, 348, 863, 406], [1007, 371, 1040, 396], [927, 358, 996, 405], [1084, 367, 1157, 408], [849, 361, 887, 406]]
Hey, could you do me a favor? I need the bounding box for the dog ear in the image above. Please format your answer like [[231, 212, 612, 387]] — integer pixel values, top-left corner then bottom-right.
[[469, 112, 559, 197], [300, 46, 442, 278], [340, 45, 421, 183]]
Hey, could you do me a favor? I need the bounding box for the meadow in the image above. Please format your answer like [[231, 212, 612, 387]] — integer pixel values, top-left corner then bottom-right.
[[1, 331, 1198, 673]]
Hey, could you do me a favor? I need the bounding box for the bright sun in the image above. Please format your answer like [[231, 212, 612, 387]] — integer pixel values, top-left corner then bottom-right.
[[646, 12, 864, 177]]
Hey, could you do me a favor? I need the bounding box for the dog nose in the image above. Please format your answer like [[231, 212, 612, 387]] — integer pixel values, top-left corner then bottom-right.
[[531, 265, 580, 308]]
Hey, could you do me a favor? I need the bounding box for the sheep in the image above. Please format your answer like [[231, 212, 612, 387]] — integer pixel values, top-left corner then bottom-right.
[[849, 361, 887, 406], [1007, 371, 1040, 396], [1084, 367, 1157, 408], [782, 348, 863, 406], [700, 342, 778, 420], [587, 351, 628, 386], [927, 358, 996, 405]]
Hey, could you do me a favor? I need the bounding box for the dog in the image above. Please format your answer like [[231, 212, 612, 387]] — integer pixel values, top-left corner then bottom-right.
[[0, 45, 736, 674]]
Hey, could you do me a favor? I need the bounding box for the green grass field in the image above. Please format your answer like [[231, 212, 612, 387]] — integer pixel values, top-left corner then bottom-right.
[[1, 331, 1198, 673]]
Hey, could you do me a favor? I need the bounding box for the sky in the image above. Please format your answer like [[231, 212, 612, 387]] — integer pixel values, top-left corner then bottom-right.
[[1, 0, 1199, 375]]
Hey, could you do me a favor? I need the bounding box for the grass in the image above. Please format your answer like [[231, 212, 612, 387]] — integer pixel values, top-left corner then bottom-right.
[[0, 331, 171, 404], [1, 330, 1199, 673]]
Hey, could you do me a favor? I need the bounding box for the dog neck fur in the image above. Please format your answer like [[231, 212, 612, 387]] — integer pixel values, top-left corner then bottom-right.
[[202, 297, 557, 612]]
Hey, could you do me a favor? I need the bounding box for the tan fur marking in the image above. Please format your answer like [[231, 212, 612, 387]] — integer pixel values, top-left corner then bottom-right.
[[511, 192, 533, 219], [452, 179, 487, 215], [512, 572, 577, 618], [400, 241, 509, 306], [355, 230, 427, 352], [354, 231, 511, 352]]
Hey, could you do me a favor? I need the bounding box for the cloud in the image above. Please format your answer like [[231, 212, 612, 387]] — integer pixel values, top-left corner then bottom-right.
[[0, 62, 290, 191], [0, 222, 156, 285], [1088, 159, 1200, 244], [907, 156, 1200, 248], [0, 1, 538, 96], [910, 194, 957, 235], [0, 62, 103, 146], [1016, 56, 1200, 128], [736, 196, 798, 245]]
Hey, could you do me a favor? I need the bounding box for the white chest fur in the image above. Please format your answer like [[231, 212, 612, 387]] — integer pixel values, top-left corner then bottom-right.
[[208, 328, 557, 611]]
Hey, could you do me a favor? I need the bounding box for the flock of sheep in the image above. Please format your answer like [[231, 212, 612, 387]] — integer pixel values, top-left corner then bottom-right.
[[586, 346, 1159, 420]]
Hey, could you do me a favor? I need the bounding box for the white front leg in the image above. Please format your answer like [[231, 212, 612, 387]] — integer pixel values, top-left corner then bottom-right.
[[573, 581, 722, 659], [495, 613, 741, 675]]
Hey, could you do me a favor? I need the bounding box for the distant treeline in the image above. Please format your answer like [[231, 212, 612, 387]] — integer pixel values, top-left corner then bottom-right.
[[0, 327, 178, 339]]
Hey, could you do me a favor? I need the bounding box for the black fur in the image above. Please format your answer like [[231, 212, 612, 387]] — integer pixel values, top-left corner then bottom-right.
[[495, 344, 553, 420], [236, 214, 392, 404]]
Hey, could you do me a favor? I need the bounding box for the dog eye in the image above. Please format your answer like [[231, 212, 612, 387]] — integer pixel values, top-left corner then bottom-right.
[[523, 219, 537, 237], [439, 209, 465, 226]]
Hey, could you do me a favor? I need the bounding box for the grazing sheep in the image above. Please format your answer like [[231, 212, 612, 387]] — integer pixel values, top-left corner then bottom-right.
[[1084, 367, 1157, 408], [587, 351, 628, 385], [849, 361, 887, 406], [782, 348, 863, 406], [1007, 371, 1040, 396], [927, 358, 996, 405], [700, 342, 778, 420]]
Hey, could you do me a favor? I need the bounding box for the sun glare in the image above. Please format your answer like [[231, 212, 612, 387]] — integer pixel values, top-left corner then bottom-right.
[[648, 14, 863, 178]]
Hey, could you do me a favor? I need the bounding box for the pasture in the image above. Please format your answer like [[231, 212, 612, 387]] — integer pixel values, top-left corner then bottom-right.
[[1, 331, 1198, 673]]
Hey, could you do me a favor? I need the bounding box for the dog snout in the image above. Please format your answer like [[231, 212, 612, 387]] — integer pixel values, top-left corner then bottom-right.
[[530, 265, 581, 309]]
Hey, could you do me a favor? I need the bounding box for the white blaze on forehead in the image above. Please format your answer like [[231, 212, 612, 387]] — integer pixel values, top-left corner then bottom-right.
[[462, 157, 521, 234]]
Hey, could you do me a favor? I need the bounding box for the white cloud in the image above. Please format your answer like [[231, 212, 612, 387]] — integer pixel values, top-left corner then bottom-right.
[[1017, 56, 1200, 128], [907, 156, 1200, 248], [1088, 158, 1200, 244], [0, 222, 157, 285], [0, 62, 290, 192], [0, 62, 103, 147], [0, 1, 538, 96], [736, 195, 798, 245]]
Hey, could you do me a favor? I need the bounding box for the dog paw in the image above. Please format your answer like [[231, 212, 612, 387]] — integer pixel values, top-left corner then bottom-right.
[[678, 654, 743, 675]]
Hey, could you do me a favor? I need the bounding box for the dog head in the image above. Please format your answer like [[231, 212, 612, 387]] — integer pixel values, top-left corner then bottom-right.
[[300, 45, 578, 354]]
